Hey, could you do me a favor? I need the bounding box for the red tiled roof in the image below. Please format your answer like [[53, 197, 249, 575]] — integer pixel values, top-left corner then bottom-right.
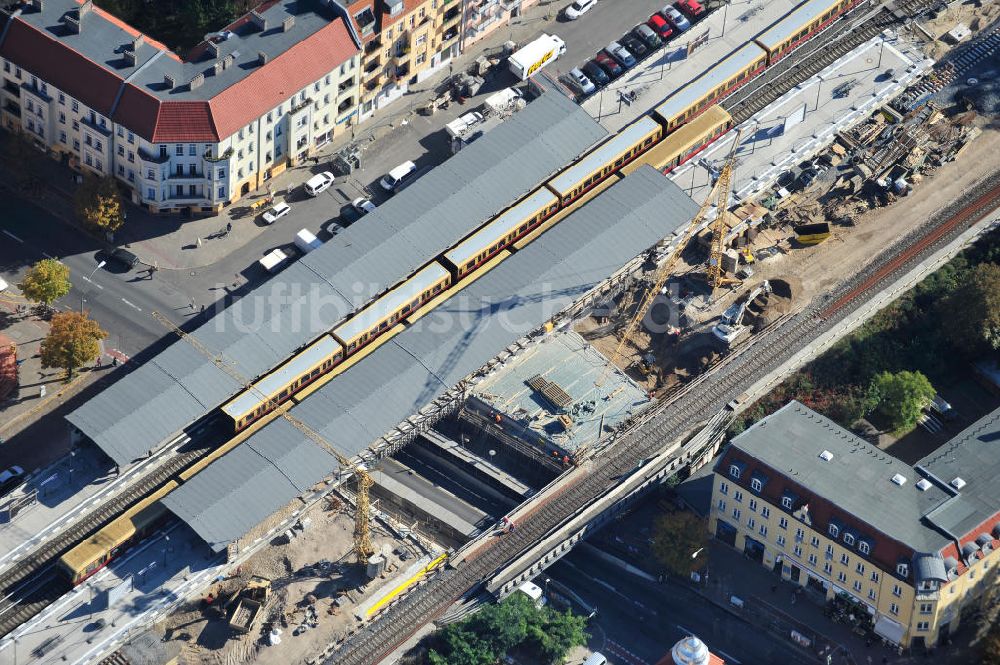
[[717, 447, 913, 572], [940, 511, 1000, 576], [153, 101, 218, 143], [206, 18, 357, 140], [0, 18, 123, 116]]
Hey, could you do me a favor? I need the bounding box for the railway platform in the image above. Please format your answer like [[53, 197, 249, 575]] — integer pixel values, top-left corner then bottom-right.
[[672, 35, 931, 206], [580, 0, 805, 131], [0, 440, 184, 577]]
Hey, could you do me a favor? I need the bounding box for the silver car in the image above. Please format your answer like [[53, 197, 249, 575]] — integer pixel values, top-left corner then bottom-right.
[[569, 68, 596, 95]]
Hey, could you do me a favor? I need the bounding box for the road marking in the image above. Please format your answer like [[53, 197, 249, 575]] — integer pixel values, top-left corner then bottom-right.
[[716, 650, 741, 664], [676, 623, 696, 635], [120, 297, 141, 312], [79, 275, 104, 289], [2, 230, 22, 243]]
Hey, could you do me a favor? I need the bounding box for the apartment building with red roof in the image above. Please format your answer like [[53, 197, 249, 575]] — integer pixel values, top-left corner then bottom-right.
[[709, 401, 1000, 650], [0, 0, 363, 213], [463, 0, 541, 48]]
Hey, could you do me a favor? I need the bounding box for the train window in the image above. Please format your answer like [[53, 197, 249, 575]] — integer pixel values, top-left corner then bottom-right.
[[465, 261, 474, 271], [312, 368, 320, 378], [381, 320, 389, 329], [434, 283, 442, 293], [519, 223, 529, 232], [644, 136, 655, 146], [279, 389, 289, 399]]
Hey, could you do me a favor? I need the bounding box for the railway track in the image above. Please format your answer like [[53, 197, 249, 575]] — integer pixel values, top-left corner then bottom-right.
[[0, 442, 210, 638], [725, 0, 935, 124], [327, 171, 1000, 665]]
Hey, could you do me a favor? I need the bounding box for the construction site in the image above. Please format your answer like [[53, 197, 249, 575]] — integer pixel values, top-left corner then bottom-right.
[[2, 3, 999, 664]]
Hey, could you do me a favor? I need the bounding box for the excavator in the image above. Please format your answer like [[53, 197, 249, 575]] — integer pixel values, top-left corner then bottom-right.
[[710, 280, 772, 348]]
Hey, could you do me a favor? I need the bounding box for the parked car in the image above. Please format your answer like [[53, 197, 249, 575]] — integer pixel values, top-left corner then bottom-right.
[[621, 34, 649, 61], [339, 203, 363, 226], [262, 201, 291, 224], [304, 171, 335, 196], [0, 465, 24, 498], [660, 5, 691, 31], [593, 51, 623, 79], [647, 13, 674, 40], [110, 247, 140, 269], [353, 197, 377, 215], [605, 42, 635, 69], [675, 0, 705, 18], [380, 160, 417, 192], [324, 220, 345, 237], [569, 67, 597, 95], [563, 0, 596, 20], [632, 23, 663, 50], [582, 60, 610, 86]]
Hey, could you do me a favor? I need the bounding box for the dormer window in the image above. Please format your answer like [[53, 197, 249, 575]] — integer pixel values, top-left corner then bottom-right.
[[781, 496, 793, 509], [828, 524, 839, 538], [729, 464, 741, 480], [859, 541, 871, 555], [843, 533, 855, 546], [897, 563, 909, 577], [751, 478, 762, 492]]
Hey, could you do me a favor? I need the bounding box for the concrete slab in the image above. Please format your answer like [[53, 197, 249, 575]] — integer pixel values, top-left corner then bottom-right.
[[472, 331, 652, 457], [581, 0, 805, 131], [670, 36, 933, 208]]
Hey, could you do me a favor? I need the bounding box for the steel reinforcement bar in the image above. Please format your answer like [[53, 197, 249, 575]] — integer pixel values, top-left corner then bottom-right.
[[326, 166, 1000, 664]]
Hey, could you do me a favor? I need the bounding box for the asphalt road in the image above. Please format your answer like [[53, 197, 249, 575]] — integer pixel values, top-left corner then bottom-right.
[[0, 197, 190, 356], [548, 544, 811, 665]]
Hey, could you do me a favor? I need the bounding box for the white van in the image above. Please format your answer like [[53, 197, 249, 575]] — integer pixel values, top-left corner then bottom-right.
[[380, 160, 417, 192], [583, 653, 608, 665], [304, 171, 335, 196]]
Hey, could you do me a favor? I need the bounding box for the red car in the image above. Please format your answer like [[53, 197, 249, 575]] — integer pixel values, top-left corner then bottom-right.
[[593, 51, 623, 79], [676, 0, 705, 18], [647, 14, 674, 40]]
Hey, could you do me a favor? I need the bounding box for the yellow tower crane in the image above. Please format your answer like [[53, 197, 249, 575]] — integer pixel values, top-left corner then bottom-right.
[[706, 128, 744, 293], [596, 129, 744, 386], [151, 311, 375, 562]]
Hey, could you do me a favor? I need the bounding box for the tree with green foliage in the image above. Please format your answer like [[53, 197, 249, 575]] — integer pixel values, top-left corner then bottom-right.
[[868, 370, 935, 432], [941, 262, 1000, 354], [39, 311, 107, 379], [651, 511, 709, 577], [427, 591, 587, 665], [19, 258, 71, 306], [75, 175, 124, 233]]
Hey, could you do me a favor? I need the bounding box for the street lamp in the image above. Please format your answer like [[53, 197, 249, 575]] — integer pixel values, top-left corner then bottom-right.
[[691, 547, 705, 559]]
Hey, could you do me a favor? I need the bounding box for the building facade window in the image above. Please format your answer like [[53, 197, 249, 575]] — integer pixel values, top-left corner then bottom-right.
[[749, 498, 757, 512], [824, 562, 833, 575], [732, 508, 741, 520], [892, 584, 902, 597], [919, 603, 933, 615], [868, 588, 877, 600], [761, 506, 770, 519], [844, 533, 856, 546], [776, 535, 786, 547], [853, 580, 862, 592], [859, 541, 871, 555], [759, 525, 768, 537], [793, 545, 802, 557], [781, 496, 793, 509], [717, 499, 726, 512], [808, 554, 817, 566], [734, 490, 743, 503], [870, 571, 880, 583], [729, 465, 741, 479], [811, 536, 820, 548], [856, 563, 865, 575], [897, 564, 909, 578], [837, 572, 847, 583], [889, 603, 899, 616], [747, 518, 755, 531], [841, 553, 850, 565], [719, 482, 728, 495], [829, 524, 839, 538]]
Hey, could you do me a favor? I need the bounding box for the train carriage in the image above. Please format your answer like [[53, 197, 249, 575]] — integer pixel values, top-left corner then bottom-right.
[[223, 335, 344, 430], [653, 43, 767, 132], [755, 0, 862, 64], [623, 106, 732, 176], [443, 188, 560, 278], [546, 115, 663, 205], [332, 262, 452, 353], [59, 481, 179, 585]]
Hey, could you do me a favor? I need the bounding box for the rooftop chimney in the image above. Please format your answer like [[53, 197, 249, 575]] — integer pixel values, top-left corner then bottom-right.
[[222, 54, 235, 69], [123, 49, 137, 67], [212, 61, 223, 75], [282, 16, 294, 32], [206, 41, 220, 58], [249, 10, 268, 31], [163, 73, 176, 89], [189, 73, 205, 90], [78, 0, 92, 18], [30, 0, 43, 11], [257, 51, 269, 66]]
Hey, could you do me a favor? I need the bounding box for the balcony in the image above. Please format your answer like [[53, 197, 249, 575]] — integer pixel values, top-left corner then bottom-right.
[[3, 79, 19, 96], [442, 26, 459, 43], [338, 78, 356, 94], [364, 58, 381, 75], [81, 114, 112, 136], [168, 169, 205, 181], [138, 146, 170, 164], [203, 147, 232, 163], [364, 38, 382, 55], [395, 64, 410, 80], [3, 101, 20, 118]]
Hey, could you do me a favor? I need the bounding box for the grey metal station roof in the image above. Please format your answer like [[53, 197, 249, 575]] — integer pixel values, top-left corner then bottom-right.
[[297, 90, 607, 299], [67, 91, 604, 467], [164, 166, 697, 551]]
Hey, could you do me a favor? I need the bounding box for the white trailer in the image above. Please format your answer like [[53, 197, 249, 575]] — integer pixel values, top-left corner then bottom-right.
[[508, 34, 566, 81], [294, 229, 322, 254]]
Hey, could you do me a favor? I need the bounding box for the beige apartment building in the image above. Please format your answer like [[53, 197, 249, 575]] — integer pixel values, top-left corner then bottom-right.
[[709, 401, 1000, 650]]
